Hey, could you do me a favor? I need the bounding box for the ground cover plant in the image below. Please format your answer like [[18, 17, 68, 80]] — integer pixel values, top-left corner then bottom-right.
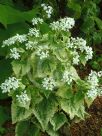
[[0, 0, 102, 136]]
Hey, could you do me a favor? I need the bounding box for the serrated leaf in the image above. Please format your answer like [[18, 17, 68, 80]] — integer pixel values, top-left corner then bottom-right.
[[60, 99, 75, 119], [50, 112, 67, 131], [46, 123, 59, 136], [33, 94, 58, 131], [12, 102, 33, 124], [60, 98, 86, 120]]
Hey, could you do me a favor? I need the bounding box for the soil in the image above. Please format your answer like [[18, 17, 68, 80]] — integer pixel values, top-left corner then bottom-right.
[[70, 96, 102, 136]]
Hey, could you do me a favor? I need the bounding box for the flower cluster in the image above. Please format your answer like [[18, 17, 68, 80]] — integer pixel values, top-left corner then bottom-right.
[[42, 77, 56, 91], [50, 17, 75, 31], [16, 90, 30, 105], [87, 70, 102, 98], [32, 17, 43, 25], [28, 28, 40, 37], [36, 46, 49, 59], [85, 46, 93, 61], [72, 51, 80, 65], [0, 77, 19, 93], [2, 34, 27, 47], [68, 37, 86, 50], [10, 48, 20, 59], [25, 41, 38, 50], [62, 71, 74, 85], [41, 3, 53, 18], [67, 37, 93, 64]]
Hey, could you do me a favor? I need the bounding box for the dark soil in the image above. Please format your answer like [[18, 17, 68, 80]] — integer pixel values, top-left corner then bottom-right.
[[70, 96, 102, 136]]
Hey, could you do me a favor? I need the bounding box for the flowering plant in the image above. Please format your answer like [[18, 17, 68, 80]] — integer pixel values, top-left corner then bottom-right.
[[1, 3, 102, 136]]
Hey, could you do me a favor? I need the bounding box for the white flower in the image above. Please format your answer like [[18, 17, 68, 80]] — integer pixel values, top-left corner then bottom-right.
[[68, 37, 86, 51], [2, 38, 16, 47], [28, 28, 40, 37], [88, 70, 99, 87], [36, 46, 49, 59], [72, 51, 80, 65], [87, 70, 99, 99], [16, 90, 30, 105], [25, 41, 38, 50], [87, 88, 98, 98], [32, 17, 43, 25], [41, 3, 53, 18], [10, 48, 20, 59], [97, 88, 102, 96], [0, 77, 19, 93], [62, 71, 74, 85], [85, 46, 93, 61], [2, 34, 27, 47], [42, 77, 56, 91], [50, 17, 75, 31], [67, 37, 93, 62], [14, 34, 27, 43], [98, 71, 102, 77]]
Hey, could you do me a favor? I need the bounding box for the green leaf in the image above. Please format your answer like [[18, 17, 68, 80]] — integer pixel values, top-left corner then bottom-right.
[[0, 4, 24, 27], [22, 8, 39, 21], [81, 17, 95, 33], [50, 112, 67, 131], [60, 99, 75, 119], [0, 4, 39, 27], [30, 88, 43, 107], [60, 97, 86, 120], [12, 102, 33, 124], [85, 97, 94, 108], [40, 22, 51, 34], [93, 31, 102, 44], [56, 85, 73, 99], [80, 54, 87, 66], [46, 123, 59, 136], [37, 58, 56, 78], [94, 17, 102, 30], [33, 94, 58, 131], [12, 61, 22, 77], [53, 48, 69, 62], [12, 60, 31, 77], [15, 121, 40, 136], [70, 66, 80, 81], [67, 1, 81, 19], [21, 61, 31, 76]]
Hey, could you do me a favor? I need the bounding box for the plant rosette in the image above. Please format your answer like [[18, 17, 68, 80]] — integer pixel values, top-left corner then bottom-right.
[[1, 3, 102, 136]]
